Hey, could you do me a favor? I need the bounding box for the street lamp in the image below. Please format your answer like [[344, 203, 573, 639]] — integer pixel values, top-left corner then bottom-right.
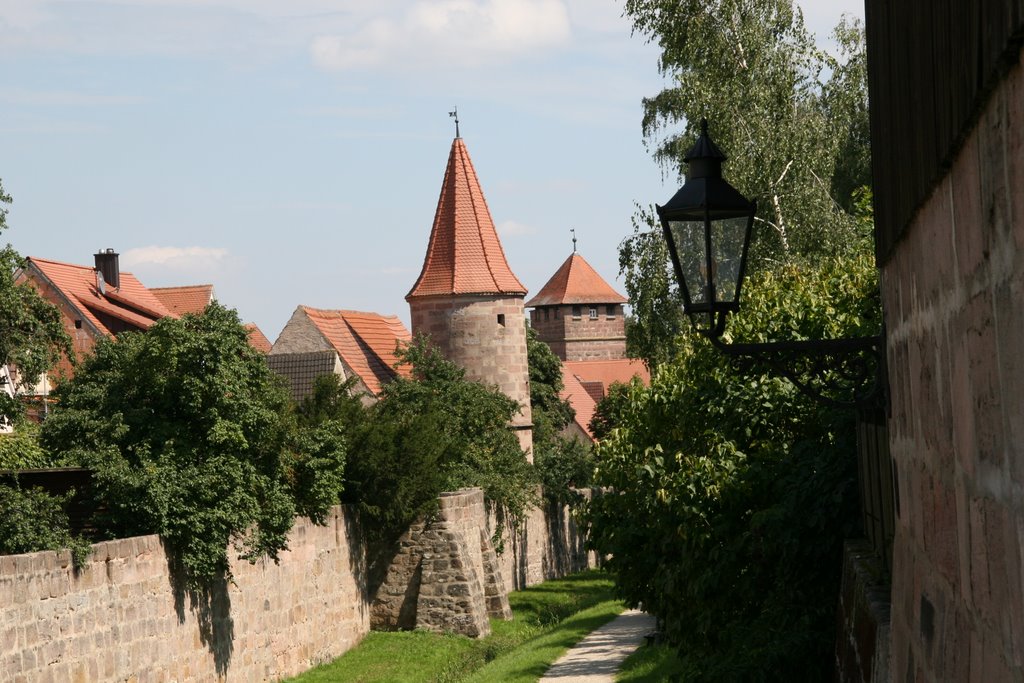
[[657, 119, 885, 410], [656, 118, 755, 338]]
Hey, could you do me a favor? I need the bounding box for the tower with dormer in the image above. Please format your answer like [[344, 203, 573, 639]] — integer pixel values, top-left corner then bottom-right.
[[526, 252, 628, 361], [406, 135, 533, 456]]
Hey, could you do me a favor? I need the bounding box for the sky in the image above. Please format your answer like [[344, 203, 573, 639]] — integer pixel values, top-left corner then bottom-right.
[[1, 0, 864, 341]]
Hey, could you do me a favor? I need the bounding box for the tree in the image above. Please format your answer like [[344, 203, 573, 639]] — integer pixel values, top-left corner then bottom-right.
[[40, 303, 346, 587], [588, 254, 879, 678], [619, 4, 871, 366], [526, 325, 594, 499], [0, 179, 72, 426]]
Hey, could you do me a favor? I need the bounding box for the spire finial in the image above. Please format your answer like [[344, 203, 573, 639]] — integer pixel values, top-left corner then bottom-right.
[[571, 228, 577, 253], [449, 106, 460, 138], [700, 117, 708, 135]]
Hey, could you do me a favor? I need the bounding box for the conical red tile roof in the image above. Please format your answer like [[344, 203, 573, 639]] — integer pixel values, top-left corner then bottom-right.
[[525, 252, 627, 307], [407, 138, 526, 299]]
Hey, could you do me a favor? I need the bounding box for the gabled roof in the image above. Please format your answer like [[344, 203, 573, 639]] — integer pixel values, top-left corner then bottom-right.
[[407, 137, 527, 299], [526, 252, 627, 307], [300, 307, 412, 394], [150, 284, 214, 316], [26, 257, 175, 336], [244, 323, 272, 354]]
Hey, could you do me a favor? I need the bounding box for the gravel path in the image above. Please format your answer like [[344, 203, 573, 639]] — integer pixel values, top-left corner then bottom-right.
[[539, 609, 656, 682]]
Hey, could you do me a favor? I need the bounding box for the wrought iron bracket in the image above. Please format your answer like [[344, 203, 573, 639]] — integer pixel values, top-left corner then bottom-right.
[[699, 312, 887, 411]]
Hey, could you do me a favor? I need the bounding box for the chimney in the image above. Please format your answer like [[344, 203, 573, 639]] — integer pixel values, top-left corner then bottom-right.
[[94, 248, 120, 290]]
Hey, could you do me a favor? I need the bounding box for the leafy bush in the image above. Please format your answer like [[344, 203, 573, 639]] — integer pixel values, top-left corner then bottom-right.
[[0, 482, 90, 566], [587, 254, 879, 680], [40, 303, 346, 587], [0, 422, 56, 469]]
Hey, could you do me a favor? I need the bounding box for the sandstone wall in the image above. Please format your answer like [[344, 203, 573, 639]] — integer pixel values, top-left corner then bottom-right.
[[530, 305, 626, 362], [0, 507, 369, 683], [881, 49, 1024, 681]]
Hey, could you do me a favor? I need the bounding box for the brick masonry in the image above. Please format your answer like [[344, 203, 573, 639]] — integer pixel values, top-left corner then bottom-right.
[[529, 304, 627, 361], [881, 49, 1024, 682], [410, 294, 534, 455], [0, 507, 370, 683]]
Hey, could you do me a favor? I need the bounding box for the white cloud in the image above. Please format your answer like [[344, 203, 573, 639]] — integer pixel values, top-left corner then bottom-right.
[[311, 0, 571, 72], [122, 246, 228, 270], [497, 219, 537, 237]]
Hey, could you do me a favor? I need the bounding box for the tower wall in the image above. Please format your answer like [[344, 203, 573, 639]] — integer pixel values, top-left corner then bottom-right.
[[410, 294, 533, 457], [529, 304, 626, 361]]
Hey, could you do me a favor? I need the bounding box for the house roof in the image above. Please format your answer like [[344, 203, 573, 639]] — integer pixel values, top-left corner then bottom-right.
[[563, 359, 651, 396], [150, 284, 214, 316], [559, 367, 598, 440], [407, 137, 527, 299], [244, 323, 272, 354], [300, 307, 412, 394], [526, 252, 627, 307], [26, 257, 175, 336]]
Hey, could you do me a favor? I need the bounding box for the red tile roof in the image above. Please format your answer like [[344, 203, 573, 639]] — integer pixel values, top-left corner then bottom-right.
[[526, 253, 627, 307], [300, 307, 412, 394], [150, 284, 214, 316], [244, 323, 272, 354], [559, 367, 598, 440], [27, 257, 175, 336], [407, 137, 527, 299], [563, 359, 650, 396]]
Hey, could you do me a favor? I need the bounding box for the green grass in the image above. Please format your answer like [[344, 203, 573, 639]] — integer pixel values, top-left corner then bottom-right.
[[616, 642, 687, 682], [289, 570, 623, 683]]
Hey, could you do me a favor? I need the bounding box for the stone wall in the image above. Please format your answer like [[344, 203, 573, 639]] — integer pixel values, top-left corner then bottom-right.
[[370, 488, 597, 637], [529, 305, 626, 362], [880, 49, 1024, 681], [0, 507, 370, 683], [836, 541, 892, 683]]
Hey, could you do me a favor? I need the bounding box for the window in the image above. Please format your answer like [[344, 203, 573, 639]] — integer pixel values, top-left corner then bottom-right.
[[497, 313, 506, 327], [606, 305, 616, 319], [572, 305, 582, 319], [544, 308, 549, 321], [589, 307, 598, 319]]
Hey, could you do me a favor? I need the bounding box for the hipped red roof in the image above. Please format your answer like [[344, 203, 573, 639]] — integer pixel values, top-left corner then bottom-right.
[[300, 307, 412, 394], [27, 257, 175, 336], [244, 323, 272, 354], [407, 138, 526, 299], [526, 253, 626, 307]]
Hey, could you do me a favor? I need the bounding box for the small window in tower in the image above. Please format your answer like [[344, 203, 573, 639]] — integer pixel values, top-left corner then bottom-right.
[[497, 313, 506, 327], [74, 319, 83, 329], [589, 307, 598, 319], [544, 309, 549, 321], [572, 305, 582, 319], [606, 305, 615, 319]]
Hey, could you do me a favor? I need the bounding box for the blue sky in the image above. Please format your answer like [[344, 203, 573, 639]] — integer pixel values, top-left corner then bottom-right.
[[1, 0, 863, 340]]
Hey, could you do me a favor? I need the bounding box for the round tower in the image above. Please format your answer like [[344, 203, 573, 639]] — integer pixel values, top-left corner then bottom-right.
[[406, 136, 533, 457]]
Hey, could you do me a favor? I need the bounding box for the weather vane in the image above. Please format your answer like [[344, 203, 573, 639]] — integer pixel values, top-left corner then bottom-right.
[[571, 228, 577, 253], [449, 106, 460, 138]]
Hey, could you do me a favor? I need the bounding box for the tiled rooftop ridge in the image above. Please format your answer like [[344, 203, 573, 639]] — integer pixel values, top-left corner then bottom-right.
[[407, 137, 527, 299], [526, 252, 627, 307]]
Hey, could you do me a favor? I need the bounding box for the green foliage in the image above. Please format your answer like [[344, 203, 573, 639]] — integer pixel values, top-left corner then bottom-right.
[[40, 303, 344, 587], [0, 179, 73, 425], [588, 377, 646, 443], [587, 254, 878, 680], [526, 325, 594, 501], [385, 336, 538, 538], [0, 422, 56, 470], [0, 482, 91, 567], [617, 5, 871, 366]]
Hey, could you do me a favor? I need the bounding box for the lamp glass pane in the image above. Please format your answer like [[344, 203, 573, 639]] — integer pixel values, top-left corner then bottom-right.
[[710, 215, 749, 304], [668, 219, 708, 305]]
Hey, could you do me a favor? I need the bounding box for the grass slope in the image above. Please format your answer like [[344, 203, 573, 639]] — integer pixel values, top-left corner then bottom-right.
[[289, 570, 622, 683]]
